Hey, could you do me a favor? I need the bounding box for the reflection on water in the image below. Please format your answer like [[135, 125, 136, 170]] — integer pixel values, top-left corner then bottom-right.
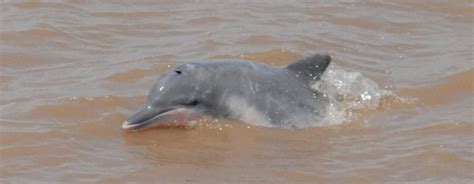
[[1, 1, 473, 183]]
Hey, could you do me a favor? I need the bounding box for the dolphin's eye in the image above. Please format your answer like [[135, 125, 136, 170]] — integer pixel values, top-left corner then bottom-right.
[[187, 100, 199, 106], [175, 70, 182, 75]]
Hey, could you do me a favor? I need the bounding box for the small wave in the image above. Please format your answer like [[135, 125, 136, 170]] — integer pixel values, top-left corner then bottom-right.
[[1, 23, 71, 42], [312, 63, 409, 126], [399, 69, 474, 106], [238, 35, 278, 45], [27, 95, 141, 121], [106, 68, 149, 82], [392, 121, 472, 136], [211, 49, 301, 66], [90, 11, 168, 19], [0, 75, 14, 83], [11, 1, 71, 10], [188, 16, 229, 25], [0, 52, 63, 69], [106, 64, 175, 82]]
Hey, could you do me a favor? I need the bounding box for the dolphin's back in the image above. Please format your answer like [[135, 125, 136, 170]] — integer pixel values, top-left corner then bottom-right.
[[187, 59, 328, 128]]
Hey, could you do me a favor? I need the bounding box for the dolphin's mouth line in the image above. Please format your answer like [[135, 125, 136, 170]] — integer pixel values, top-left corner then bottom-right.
[[122, 108, 178, 130]]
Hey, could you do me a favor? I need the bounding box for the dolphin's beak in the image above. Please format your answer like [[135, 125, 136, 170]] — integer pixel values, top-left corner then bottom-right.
[[122, 106, 174, 130]]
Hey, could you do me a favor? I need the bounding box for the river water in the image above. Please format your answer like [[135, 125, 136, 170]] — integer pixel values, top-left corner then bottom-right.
[[1, 1, 473, 183]]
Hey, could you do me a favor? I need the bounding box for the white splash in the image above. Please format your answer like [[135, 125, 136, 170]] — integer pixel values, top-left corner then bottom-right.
[[312, 63, 398, 126], [226, 96, 271, 127]]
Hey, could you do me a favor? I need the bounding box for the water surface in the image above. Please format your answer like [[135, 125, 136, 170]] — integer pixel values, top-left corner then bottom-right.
[[1, 1, 473, 183]]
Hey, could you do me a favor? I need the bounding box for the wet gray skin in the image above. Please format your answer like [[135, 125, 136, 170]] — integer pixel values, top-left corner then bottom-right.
[[123, 54, 331, 130]]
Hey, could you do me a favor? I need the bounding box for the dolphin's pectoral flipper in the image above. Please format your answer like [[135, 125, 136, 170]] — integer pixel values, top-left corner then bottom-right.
[[285, 54, 331, 81]]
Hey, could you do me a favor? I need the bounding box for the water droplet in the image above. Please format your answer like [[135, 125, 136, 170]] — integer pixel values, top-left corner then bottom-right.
[[361, 91, 372, 101]]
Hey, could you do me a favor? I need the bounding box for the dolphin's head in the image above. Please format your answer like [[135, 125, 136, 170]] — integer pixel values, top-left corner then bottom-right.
[[122, 64, 207, 130]]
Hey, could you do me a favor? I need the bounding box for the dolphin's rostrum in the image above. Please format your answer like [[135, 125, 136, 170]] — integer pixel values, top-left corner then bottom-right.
[[123, 54, 331, 130]]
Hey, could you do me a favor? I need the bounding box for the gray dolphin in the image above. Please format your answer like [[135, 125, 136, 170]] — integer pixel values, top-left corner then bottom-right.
[[122, 54, 331, 130]]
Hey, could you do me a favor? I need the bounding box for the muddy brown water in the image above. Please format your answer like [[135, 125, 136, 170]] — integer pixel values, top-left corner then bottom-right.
[[1, 1, 473, 183]]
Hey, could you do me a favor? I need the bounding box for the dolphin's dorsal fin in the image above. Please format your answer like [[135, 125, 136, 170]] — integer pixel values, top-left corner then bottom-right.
[[285, 54, 331, 82]]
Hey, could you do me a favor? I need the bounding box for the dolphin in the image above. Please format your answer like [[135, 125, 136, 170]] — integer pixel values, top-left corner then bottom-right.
[[122, 54, 331, 130]]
